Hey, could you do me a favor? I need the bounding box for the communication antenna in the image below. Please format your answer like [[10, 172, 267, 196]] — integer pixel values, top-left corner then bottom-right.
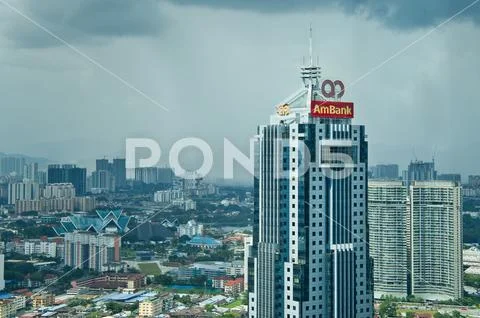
[[309, 23, 313, 66]]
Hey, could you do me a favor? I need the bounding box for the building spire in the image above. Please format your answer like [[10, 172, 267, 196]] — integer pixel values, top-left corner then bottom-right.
[[301, 24, 321, 88], [309, 23, 313, 66]]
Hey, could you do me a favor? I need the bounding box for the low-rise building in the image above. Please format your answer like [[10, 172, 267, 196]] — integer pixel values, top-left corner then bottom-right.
[[32, 293, 55, 309], [139, 294, 173, 317], [224, 278, 244, 296]]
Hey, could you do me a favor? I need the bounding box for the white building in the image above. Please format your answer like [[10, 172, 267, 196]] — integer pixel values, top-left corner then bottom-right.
[[178, 220, 203, 238], [243, 236, 253, 291], [153, 189, 183, 203], [368, 180, 409, 298], [226, 260, 244, 277], [8, 182, 40, 204], [24, 240, 57, 258], [43, 183, 76, 199], [410, 181, 463, 300]]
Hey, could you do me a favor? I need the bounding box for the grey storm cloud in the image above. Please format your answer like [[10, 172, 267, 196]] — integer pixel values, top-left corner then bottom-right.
[[3, 0, 165, 48], [168, 0, 480, 29]]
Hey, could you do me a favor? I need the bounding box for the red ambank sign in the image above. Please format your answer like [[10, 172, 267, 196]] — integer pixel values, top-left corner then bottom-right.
[[310, 100, 354, 119]]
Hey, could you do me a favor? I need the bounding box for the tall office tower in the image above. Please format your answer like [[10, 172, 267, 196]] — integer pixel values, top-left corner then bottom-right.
[[95, 158, 126, 189], [112, 159, 126, 188], [48, 164, 87, 195], [403, 160, 436, 187], [410, 181, 463, 300], [368, 181, 409, 298], [8, 182, 40, 204], [0, 156, 26, 177], [96, 159, 110, 172], [249, 43, 372, 317], [370, 164, 399, 180]]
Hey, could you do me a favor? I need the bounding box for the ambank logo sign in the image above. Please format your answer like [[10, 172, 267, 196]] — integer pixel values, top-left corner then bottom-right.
[[310, 100, 354, 119]]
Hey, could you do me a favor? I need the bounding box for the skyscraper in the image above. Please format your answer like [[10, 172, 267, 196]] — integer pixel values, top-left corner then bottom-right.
[[94, 158, 126, 189], [48, 164, 87, 195], [249, 41, 372, 317], [370, 164, 399, 180], [403, 160, 436, 187], [8, 181, 40, 205], [0, 157, 26, 177], [410, 181, 463, 300], [368, 180, 409, 298]]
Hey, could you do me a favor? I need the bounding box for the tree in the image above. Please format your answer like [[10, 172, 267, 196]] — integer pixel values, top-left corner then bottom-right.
[[205, 304, 215, 312], [105, 302, 124, 314], [154, 274, 173, 286], [379, 297, 398, 318], [405, 312, 415, 318]]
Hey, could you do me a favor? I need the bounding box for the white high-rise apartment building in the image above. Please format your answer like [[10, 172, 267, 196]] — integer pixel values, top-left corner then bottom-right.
[[43, 183, 76, 199], [8, 182, 40, 204], [410, 181, 463, 300], [368, 181, 409, 298]]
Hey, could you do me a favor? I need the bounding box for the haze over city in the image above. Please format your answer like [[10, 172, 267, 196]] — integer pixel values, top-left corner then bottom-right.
[[1, 0, 480, 180]]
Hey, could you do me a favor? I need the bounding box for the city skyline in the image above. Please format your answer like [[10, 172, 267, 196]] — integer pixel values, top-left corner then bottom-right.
[[0, 1, 480, 181]]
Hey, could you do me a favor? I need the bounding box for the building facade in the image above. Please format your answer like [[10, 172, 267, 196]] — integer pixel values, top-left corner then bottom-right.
[[249, 57, 372, 317], [368, 181, 409, 298], [54, 210, 129, 272], [410, 181, 463, 300], [7, 182, 40, 205], [48, 164, 87, 195], [370, 164, 399, 180]]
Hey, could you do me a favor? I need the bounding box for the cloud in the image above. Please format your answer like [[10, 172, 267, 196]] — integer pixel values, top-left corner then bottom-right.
[[167, 0, 480, 29], [2, 0, 165, 48]]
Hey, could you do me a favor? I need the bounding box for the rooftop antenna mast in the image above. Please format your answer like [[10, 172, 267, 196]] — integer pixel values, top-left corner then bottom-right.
[[309, 23, 313, 66], [301, 24, 321, 88]]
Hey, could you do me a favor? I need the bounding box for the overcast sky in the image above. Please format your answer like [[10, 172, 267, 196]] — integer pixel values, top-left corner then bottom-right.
[[0, 0, 479, 182]]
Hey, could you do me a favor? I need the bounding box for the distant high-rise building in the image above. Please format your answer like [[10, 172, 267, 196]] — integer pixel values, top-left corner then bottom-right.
[[468, 175, 480, 188], [368, 180, 409, 298], [43, 183, 76, 199], [370, 164, 399, 180], [249, 55, 373, 316], [112, 159, 126, 188], [8, 182, 40, 205], [437, 173, 461, 183], [94, 158, 126, 189], [135, 167, 174, 187], [48, 164, 86, 195], [37, 171, 47, 185], [0, 157, 25, 177], [23, 162, 38, 182], [92, 170, 115, 192], [157, 167, 174, 186], [403, 160, 436, 187], [410, 181, 463, 300], [96, 159, 110, 172]]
